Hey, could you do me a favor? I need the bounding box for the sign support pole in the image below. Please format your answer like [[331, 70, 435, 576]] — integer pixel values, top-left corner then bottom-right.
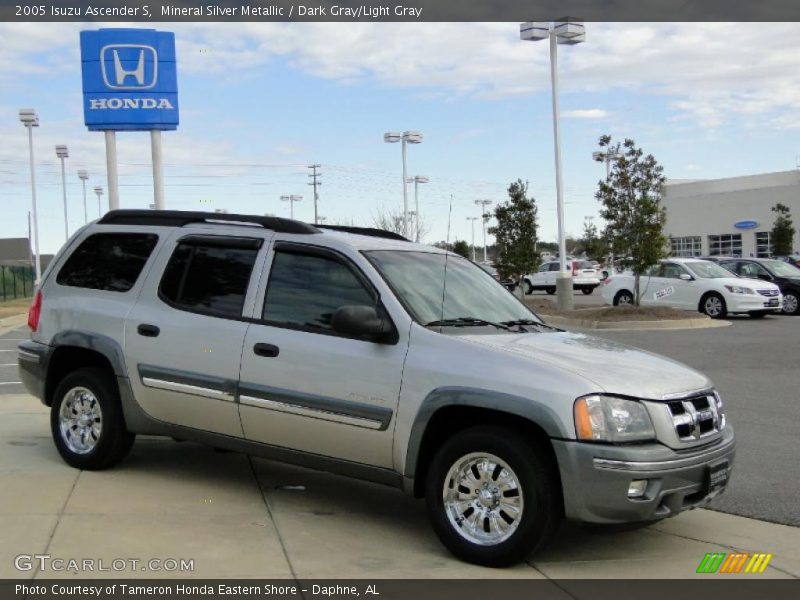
[[151, 130, 165, 210], [104, 130, 119, 211]]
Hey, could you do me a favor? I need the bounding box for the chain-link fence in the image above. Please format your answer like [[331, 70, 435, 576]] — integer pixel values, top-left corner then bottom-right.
[[0, 265, 35, 301]]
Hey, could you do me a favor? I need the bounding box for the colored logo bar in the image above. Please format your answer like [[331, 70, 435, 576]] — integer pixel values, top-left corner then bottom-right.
[[696, 552, 773, 574]]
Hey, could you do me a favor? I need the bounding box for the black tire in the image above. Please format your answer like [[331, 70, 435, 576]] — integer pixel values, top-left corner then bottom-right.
[[524, 280, 534, 295], [581, 287, 594, 295], [748, 311, 767, 319], [50, 367, 135, 470], [700, 292, 727, 319], [613, 290, 634, 306], [425, 426, 560, 567], [782, 292, 799, 315], [545, 287, 556, 295]]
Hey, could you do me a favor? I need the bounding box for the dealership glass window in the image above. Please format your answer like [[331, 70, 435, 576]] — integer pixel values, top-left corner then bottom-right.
[[669, 236, 702, 258], [708, 234, 742, 257], [755, 232, 772, 258]]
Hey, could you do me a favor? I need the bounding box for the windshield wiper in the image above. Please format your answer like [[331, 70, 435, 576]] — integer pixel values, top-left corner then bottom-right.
[[425, 317, 513, 331], [500, 319, 563, 332]]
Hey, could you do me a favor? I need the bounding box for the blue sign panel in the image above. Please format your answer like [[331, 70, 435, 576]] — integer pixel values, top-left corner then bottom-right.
[[80, 29, 179, 131], [734, 220, 759, 230]]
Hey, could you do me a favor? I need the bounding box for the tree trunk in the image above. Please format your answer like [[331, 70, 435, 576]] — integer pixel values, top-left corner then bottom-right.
[[634, 273, 641, 306]]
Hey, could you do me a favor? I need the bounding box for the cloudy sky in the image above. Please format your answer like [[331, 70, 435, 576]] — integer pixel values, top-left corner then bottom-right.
[[2, 22, 800, 254]]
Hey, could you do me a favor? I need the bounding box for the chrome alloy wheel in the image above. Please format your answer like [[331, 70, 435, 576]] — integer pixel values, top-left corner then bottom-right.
[[443, 452, 524, 546], [58, 387, 103, 455], [782, 293, 798, 314], [704, 296, 723, 317]]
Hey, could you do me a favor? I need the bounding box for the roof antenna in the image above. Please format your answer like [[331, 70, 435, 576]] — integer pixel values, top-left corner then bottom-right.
[[439, 194, 454, 324]]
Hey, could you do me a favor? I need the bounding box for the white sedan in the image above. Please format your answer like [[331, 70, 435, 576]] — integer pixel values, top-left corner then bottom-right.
[[601, 258, 783, 318]]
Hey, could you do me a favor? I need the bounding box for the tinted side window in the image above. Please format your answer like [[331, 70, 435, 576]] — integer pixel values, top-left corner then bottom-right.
[[548, 263, 560, 272], [263, 250, 375, 333], [159, 241, 258, 318], [57, 233, 158, 292]]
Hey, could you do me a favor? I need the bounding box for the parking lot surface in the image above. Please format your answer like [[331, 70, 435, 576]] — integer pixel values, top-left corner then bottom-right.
[[1, 311, 798, 580]]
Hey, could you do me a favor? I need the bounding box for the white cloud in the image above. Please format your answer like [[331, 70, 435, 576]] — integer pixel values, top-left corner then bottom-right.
[[562, 109, 609, 120]]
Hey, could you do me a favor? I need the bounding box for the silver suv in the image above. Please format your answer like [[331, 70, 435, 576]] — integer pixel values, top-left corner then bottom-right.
[[18, 210, 735, 567]]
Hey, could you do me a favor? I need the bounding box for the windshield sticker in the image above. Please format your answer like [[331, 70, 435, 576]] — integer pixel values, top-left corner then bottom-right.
[[655, 286, 675, 300]]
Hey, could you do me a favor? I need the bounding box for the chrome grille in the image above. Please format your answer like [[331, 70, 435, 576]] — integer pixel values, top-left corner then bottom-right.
[[666, 393, 723, 442], [757, 289, 779, 297]]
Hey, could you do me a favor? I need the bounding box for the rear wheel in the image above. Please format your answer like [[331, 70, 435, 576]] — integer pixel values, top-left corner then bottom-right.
[[701, 293, 727, 319], [545, 287, 556, 295], [782, 292, 799, 315], [51, 368, 135, 470], [425, 427, 559, 567], [581, 287, 594, 295], [614, 290, 634, 306]]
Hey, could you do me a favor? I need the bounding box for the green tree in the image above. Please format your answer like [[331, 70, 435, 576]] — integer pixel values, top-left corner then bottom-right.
[[452, 240, 470, 259], [771, 203, 795, 256], [595, 136, 668, 305], [579, 217, 607, 259], [488, 179, 540, 285]]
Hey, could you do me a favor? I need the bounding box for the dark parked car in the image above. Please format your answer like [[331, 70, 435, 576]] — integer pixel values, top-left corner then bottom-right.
[[718, 258, 800, 315], [477, 262, 518, 292]]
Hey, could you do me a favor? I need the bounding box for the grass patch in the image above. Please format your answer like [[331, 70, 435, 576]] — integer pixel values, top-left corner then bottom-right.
[[0, 297, 32, 319], [524, 298, 704, 322]]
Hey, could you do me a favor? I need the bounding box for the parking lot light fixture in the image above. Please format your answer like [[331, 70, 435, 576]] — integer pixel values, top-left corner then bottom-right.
[[55, 145, 69, 242], [466, 217, 479, 261], [19, 108, 42, 284], [77, 170, 89, 224], [280, 194, 303, 219], [520, 18, 585, 311], [385, 130, 423, 238], [407, 175, 429, 242], [475, 200, 493, 262], [93, 186, 104, 217]]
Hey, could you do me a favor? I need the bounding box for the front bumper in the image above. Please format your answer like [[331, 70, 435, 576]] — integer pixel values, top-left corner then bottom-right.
[[727, 294, 782, 314], [553, 425, 735, 524]]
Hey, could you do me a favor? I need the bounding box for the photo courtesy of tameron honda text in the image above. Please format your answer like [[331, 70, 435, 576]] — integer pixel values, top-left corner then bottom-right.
[[80, 28, 179, 212]]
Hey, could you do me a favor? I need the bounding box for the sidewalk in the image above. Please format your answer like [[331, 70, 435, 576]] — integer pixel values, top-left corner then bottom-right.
[[0, 392, 797, 580]]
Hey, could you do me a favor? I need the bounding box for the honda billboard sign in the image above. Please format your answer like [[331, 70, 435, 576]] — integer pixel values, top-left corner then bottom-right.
[[80, 28, 179, 131]]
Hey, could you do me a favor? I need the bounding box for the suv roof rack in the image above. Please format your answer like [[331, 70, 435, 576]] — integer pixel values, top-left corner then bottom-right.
[[98, 209, 320, 234], [316, 225, 408, 242]]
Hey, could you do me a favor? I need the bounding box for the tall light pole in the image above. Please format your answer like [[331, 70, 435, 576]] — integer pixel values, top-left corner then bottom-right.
[[77, 170, 89, 224], [94, 186, 104, 217], [384, 131, 423, 238], [19, 109, 42, 284], [280, 194, 302, 219], [466, 217, 479, 261], [55, 145, 69, 242], [475, 200, 493, 263], [308, 164, 321, 224], [406, 175, 429, 242], [593, 148, 621, 277], [521, 19, 585, 310]]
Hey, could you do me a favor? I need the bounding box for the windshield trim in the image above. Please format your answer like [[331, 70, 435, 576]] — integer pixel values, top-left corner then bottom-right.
[[362, 249, 543, 328]]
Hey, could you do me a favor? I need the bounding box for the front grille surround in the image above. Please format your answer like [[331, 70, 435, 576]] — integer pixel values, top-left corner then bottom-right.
[[644, 389, 726, 450], [757, 289, 779, 297]]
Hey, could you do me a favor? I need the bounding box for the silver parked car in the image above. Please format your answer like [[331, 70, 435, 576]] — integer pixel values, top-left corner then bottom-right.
[[19, 210, 735, 567]]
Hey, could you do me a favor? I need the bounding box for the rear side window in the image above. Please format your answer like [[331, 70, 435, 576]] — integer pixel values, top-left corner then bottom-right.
[[56, 233, 158, 292], [159, 238, 259, 318], [578, 261, 595, 269]]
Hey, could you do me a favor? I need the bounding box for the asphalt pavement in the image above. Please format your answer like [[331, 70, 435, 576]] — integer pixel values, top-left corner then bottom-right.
[[0, 324, 25, 396]]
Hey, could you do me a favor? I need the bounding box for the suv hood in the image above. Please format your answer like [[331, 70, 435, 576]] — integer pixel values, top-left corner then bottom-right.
[[458, 330, 711, 400]]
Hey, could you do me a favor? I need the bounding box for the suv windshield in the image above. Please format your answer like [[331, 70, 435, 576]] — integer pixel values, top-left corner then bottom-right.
[[684, 261, 736, 279], [365, 251, 539, 327], [763, 259, 800, 278]]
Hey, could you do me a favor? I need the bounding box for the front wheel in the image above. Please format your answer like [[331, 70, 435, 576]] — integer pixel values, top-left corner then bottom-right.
[[614, 290, 634, 306], [51, 368, 135, 470], [782, 292, 799, 315], [425, 427, 560, 567], [581, 287, 594, 295], [524, 280, 534, 295], [545, 286, 556, 295], [701, 293, 727, 319]]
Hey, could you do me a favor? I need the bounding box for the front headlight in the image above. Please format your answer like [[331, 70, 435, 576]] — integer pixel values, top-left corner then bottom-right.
[[574, 395, 656, 442], [724, 285, 754, 294]]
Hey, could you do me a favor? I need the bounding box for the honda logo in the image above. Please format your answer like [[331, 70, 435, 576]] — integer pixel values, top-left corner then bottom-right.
[[100, 44, 158, 90]]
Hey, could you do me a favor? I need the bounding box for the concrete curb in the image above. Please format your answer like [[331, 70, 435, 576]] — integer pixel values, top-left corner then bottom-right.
[[540, 313, 731, 331], [0, 312, 27, 332]]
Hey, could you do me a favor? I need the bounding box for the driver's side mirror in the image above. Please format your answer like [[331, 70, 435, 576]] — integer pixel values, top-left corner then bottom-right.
[[679, 273, 693, 281], [332, 305, 396, 343]]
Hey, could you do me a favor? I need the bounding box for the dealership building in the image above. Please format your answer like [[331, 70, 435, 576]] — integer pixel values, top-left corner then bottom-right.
[[662, 169, 800, 258]]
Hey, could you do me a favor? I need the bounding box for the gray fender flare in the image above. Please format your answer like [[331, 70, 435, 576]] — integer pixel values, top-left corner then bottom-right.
[[403, 386, 570, 482]]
